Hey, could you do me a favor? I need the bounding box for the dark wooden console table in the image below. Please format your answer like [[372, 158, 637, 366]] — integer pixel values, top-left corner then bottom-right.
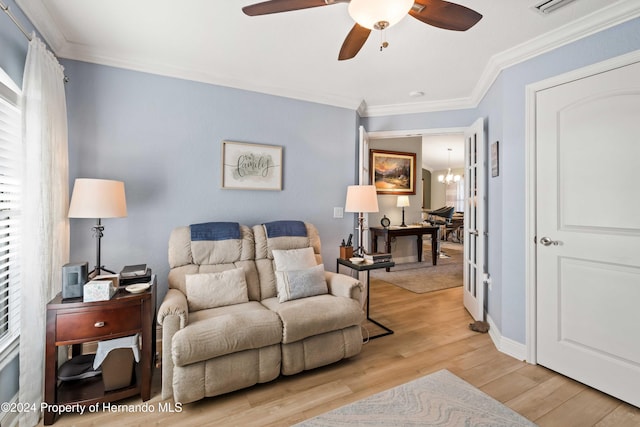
[[369, 225, 439, 271], [44, 278, 156, 425]]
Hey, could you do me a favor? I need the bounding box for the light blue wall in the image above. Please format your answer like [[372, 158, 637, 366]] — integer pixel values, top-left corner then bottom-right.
[[363, 16, 640, 344], [62, 60, 361, 304], [491, 16, 640, 343]]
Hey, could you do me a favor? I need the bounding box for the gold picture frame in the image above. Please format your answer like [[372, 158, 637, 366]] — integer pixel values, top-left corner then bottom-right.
[[370, 149, 416, 195]]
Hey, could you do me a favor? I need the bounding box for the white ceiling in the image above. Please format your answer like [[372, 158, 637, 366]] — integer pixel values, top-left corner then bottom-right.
[[421, 133, 464, 171], [16, 0, 639, 116]]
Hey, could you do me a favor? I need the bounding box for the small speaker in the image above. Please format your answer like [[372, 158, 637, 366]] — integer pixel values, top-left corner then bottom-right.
[[62, 262, 88, 300]]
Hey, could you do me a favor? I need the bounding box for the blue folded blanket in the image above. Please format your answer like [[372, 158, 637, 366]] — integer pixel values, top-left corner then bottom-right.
[[190, 222, 241, 241], [264, 220, 307, 238]]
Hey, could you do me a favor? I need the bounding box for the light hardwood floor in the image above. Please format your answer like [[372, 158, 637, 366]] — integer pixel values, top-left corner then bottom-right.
[[43, 282, 640, 426]]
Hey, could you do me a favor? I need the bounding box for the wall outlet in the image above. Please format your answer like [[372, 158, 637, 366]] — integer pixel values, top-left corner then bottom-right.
[[333, 207, 344, 218]]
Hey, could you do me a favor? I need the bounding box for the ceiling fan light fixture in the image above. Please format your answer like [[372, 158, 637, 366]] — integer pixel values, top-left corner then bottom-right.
[[348, 0, 414, 30]]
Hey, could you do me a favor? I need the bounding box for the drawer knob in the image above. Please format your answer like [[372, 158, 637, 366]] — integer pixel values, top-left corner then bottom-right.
[[94, 321, 105, 328]]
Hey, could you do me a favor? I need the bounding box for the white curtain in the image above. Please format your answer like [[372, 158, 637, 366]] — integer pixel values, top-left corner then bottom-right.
[[19, 35, 69, 427]]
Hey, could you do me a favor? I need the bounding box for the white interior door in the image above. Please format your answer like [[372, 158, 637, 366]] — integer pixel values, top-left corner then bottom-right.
[[358, 125, 371, 250], [535, 59, 640, 407], [463, 118, 486, 321]]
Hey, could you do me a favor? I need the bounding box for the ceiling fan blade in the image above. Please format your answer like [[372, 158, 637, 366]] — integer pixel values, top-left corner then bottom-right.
[[243, 0, 330, 16], [409, 0, 482, 31], [338, 24, 371, 61]]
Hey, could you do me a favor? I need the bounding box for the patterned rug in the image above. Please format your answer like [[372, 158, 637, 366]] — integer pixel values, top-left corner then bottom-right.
[[294, 370, 536, 427], [370, 244, 463, 294]]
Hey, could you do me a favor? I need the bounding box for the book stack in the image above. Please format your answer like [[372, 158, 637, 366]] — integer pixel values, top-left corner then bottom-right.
[[119, 264, 152, 286], [364, 253, 392, 264]]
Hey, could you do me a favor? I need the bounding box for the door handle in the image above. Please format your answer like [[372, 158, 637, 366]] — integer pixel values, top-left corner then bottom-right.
[[539, 237, 559, 246], [469, 230, 479, 236], [94, 321, 105, 328]]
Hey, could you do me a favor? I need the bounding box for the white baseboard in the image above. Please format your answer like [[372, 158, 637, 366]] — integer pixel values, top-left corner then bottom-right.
[[486, 315, 528, 362]]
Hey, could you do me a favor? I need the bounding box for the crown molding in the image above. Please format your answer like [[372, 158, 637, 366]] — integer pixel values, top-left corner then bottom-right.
[[16, 0, 640, 117], [58, 44, 362, 110], [16, 0, 66, 52], [362, 0, 640, 117]]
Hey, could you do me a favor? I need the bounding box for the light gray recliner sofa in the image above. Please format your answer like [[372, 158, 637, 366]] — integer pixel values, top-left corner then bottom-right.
[[157, 220, 364, 403]]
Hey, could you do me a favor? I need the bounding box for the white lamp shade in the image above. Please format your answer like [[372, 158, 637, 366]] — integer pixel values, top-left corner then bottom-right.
[[68, 178, 128, 218], [396, 195, 410, 207], [348, 0, 413, 30], [345, 185, 379, 213]]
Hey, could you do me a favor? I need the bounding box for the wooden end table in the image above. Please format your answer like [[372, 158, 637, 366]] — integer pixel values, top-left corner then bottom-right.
[[43, 276, 156, 425]]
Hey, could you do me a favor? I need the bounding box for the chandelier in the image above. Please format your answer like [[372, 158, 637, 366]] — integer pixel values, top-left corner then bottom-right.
[[438, 148, 461, 185]]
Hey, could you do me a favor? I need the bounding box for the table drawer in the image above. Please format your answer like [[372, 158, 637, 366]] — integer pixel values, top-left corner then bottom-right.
[[56, 304, 141, 342]]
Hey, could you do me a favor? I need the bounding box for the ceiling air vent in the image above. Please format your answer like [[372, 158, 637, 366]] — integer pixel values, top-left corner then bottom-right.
[[533, 0, 577, 15]]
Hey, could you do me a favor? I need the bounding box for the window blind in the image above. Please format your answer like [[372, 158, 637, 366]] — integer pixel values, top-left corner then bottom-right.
[[0, 74, 21, 352]]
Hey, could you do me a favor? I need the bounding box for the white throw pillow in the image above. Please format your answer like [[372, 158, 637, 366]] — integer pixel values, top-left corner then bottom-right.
[[185, 268, 249, 311], [275, 264, 328, 303], [272, 247, 327, 302], [272, 247, 317, 271]]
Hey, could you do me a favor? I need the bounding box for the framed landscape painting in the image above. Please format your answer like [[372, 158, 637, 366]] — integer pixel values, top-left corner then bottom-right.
[[370, 149, 416, 195], [221, 141, 282, 190]]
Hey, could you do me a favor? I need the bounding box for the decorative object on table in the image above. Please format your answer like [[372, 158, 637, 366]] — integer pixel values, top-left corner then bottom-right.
[[396, 195, 410, 227], [83, 279, 117, 302], [438, 148, 461, 185], [68, 178, 128, 277], [120, 263, 147, 278], [345, 185, 379, 257], [380, 215, 390, 228], [221, 140, 282, 190], [125, 282, 152, 294], [370, 149, 416, 195], [120, 267, 152, 286], [94, 273, 119, 289], [339, 245, 354, 260], [339, 233, 354, 259], [364, 253, 392, 264], [61, 261, 88, 300]]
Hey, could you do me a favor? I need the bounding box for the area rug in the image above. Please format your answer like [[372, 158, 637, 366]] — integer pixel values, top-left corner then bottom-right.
[[370, 244, 462, 294], [294, 370, 536, 427]]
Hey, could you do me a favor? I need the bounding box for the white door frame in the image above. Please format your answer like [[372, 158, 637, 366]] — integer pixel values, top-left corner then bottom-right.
[[524, 49, 640, 364]]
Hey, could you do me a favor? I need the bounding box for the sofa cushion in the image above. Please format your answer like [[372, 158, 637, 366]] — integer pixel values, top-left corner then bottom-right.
[[272, 247, 316, 271], [275, 264, 328, 302], [262, 294, 364, 344], [272, 247, 325, 302], [172, 301, 282, 367], [185, 268, 248, 311]]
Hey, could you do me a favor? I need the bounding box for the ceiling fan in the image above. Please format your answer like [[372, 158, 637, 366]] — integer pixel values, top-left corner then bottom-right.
[[242, 0, 482, 60]]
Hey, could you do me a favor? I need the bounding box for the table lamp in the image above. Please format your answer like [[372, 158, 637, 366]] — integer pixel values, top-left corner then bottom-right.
[[396, 195, 409, 227], [68, 178, 127, 276], [345, 185, 379, 257]]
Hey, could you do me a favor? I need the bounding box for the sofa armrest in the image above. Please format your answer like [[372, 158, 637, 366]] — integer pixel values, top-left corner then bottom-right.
[[157, 288, 189, 400], [325, 271, 363, 304], [158, 288, 189, 328]]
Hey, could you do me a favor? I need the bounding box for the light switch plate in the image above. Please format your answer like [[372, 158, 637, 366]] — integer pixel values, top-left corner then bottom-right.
[[333, 207, 344, 218]]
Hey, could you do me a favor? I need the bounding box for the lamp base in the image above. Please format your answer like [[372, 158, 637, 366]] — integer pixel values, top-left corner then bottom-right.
[[88, 265, 116, 279]]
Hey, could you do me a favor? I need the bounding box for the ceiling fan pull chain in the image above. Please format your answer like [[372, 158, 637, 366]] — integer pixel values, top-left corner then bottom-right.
[[380, 29, 389, 52]]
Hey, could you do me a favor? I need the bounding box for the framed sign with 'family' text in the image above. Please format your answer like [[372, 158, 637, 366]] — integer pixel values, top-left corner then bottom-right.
[[221, 141, 282, 190]]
